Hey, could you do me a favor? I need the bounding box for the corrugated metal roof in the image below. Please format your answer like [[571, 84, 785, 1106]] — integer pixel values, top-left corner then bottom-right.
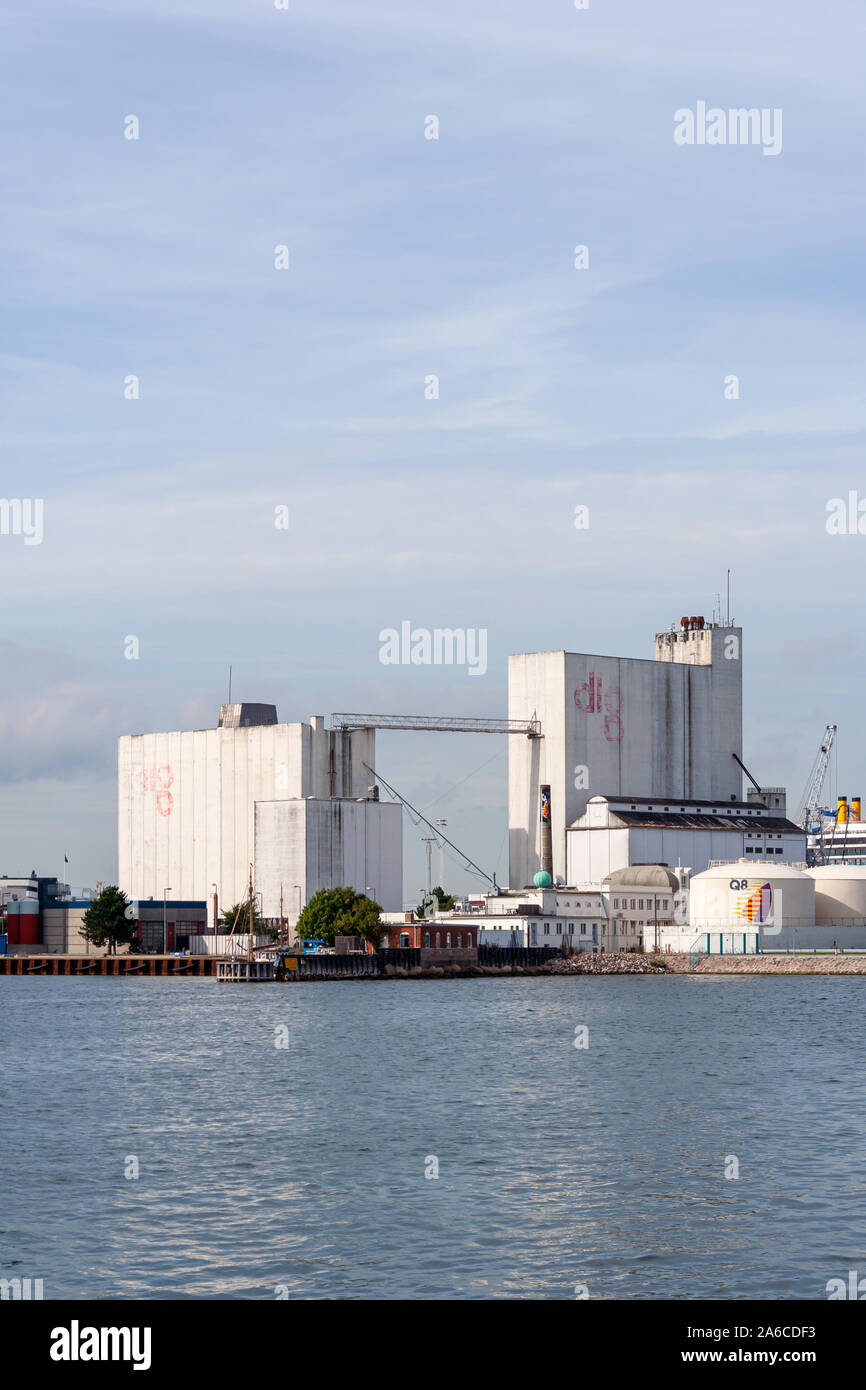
[[612, 811, 802, 832]]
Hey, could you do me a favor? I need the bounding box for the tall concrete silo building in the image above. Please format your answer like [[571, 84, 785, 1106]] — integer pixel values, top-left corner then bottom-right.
[[118, 704, 401, 928], [507, 621, 743, 887]]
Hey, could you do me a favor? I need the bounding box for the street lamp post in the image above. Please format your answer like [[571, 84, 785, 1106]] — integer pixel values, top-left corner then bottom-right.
[[211, 883, 218, 936], [436, 818, 447, 895], [163, 887, 172, 955]]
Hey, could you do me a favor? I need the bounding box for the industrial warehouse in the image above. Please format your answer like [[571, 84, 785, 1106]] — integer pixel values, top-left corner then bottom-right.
[[3, 614, 866, 968]]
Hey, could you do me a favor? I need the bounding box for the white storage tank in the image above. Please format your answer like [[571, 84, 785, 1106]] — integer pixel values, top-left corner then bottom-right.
[[689, 860, 814, 930], [806, 866, 866, 926]]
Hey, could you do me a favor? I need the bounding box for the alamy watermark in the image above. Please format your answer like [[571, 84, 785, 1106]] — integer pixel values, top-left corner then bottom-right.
[[379, 622, 487, 676], [1, 1276, 44, 1299], [674, 102, 782, 157], [0, 498, 43, 545], [826, 493, 866, 534]]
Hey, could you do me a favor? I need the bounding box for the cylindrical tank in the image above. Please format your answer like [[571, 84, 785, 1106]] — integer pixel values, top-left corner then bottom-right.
[[689, 861, 814, 929], [6, 900, 20, 945], [17, 900, 40, 945], [838, 796, 848, 825], [806, 866, 866, 926]]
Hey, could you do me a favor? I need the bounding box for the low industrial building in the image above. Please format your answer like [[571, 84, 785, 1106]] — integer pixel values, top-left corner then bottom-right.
[[429, 857, 866, 956], [566, 793, 805, 883], [382, 920, 479, 951], [442, 876, 683, 954], [131, 900, 208, 952], [4, 895, 208, 955]]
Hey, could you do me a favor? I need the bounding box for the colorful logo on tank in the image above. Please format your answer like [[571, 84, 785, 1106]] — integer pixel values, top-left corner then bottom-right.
[[734, 881, 773, 924]]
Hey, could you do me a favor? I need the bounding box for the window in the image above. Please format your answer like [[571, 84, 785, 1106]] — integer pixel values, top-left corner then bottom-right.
[[544, 923, 550, 934], [435, 932, 441, 947], [446, 932, 452, 947], [630, 899, 636, 909], [424, 932, 430, 947], [400, 932, 409, 948]]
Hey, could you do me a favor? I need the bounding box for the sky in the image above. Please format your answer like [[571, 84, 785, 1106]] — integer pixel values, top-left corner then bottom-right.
[[1, 0, 865, 899]]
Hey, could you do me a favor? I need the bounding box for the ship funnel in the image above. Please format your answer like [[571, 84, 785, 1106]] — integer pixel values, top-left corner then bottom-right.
[[837, 796, 848, 825], [853, 797, 862, 823]]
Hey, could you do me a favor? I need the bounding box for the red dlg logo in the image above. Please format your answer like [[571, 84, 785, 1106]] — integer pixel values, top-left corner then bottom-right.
[[573, 673, 624, 743], [141, 765, 174, 816]]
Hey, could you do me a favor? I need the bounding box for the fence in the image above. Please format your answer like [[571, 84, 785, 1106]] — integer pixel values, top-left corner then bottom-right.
[[691, 932, 759, 958], [188, 934, 271, 956], [283, 952, 381, 979]]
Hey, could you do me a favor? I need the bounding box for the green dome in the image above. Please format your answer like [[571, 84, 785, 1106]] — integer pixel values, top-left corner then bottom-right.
[[533, 870, 552, 888]]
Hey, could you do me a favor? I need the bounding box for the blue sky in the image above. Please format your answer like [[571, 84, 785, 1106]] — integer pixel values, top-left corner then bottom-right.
[[1, 0, 865, 897]]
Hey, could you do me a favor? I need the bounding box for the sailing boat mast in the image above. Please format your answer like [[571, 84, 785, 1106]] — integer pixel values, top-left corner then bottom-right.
[[247, 865, 255, 964]]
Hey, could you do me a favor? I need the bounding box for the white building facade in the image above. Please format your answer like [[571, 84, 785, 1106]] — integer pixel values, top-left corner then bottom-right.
[[463, 882, 672, 953], [118, 705, 375, 928], [507, 623, 743, 888], [254, 797, 402, 926]]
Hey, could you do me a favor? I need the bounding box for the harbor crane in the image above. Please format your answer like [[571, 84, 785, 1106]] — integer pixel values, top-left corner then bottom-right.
[[796, 723, 836, 833]]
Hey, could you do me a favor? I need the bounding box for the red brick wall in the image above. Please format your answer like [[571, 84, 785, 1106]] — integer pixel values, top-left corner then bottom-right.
[[384, 923, 478, 949]]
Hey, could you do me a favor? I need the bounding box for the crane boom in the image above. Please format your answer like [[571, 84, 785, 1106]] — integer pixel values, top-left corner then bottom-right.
[[797, 723, 836, 830]]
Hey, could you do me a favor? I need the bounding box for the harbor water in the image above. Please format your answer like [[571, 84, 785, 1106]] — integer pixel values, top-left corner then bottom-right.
[[2, 973, 865, 1300]]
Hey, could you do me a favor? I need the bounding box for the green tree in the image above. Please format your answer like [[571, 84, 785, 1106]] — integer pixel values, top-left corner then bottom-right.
[[80, 885, 137, 956], [220, 900, 263, 932], [414, 885, 456, 920], [296, 887, 382, 949]]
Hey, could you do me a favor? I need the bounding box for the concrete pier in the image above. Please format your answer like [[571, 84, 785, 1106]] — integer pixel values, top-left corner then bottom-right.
[[0, 953, 217, 977]]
